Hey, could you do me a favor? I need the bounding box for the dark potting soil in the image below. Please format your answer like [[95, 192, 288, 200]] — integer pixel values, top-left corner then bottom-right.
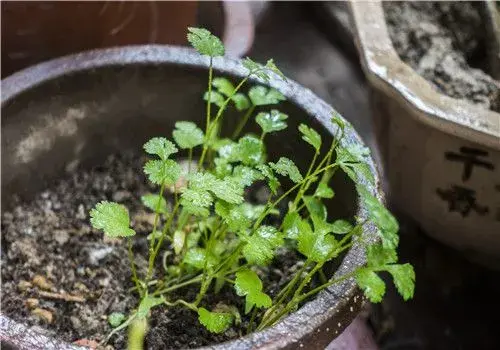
[[384, 1, 500, 112], [1, 153, 302, 349]]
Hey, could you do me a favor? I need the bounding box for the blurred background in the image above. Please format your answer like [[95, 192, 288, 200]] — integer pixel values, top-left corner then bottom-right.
[[2, 1, 499, 349]]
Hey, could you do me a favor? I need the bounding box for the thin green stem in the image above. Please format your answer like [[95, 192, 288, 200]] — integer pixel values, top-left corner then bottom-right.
[[232, 105, 255, 139], [206, 57, 213, 134], [128, 238, 142, 297], [152, 275, 203, 296], [149, 182, 166, 255], [293, 152, 318, 207], [188, 148, 193, 174], [164, 299, 198, 312]]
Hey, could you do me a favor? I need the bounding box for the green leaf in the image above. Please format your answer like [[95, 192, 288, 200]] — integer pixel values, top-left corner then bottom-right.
[[172, 121, 204, 149], [303, 196, 327, 221], [204, 90, 225, 108], [188, 172, 244, 204], [242, 58, 270, 82], [137, 295, 165, 318], [270, 157, 303, 183], [198, 307, 233, 333], [256, 110, 288, 134], [256, 164, 280, 194], [298, 124, 322, 152], [214, 158, 233, 177], [367, 243, 397, 267], [331, 112, 345, 132], [187, 27, 224, 57], [90, 201, 135, 238], [355, 268, 386, 303], [172, 230, 186, 255], [108, 312, 126, 327], [141, 194, 168, 214], [265, 59, 286, 79], [217, 140, 241, 162], [297, 220, 337, 262], [283, 211, 301, 239], [144, 159, 181, 186], [232, 93, 250, 111], [387, 264, 415, 301], [248, 86, 286, 106], [215, 201, 251, 232], [337, 144, 375, 185], [246, 290, 272, 313], [256, 225, 283, 247], [357, 185, 399, 249], [314, 182, 334, 199], [212, 77, 235, 96], [330, 220, 354, 234], [181, 202, 210, 217], [234, 269, 262, 296], [181, 188, 213, 208], [233, 165, 264, 187], [183, 248, 218, 270], [143, 137, 178, 160], [243, 236, 274, 266], [238, 135, 265, 166]]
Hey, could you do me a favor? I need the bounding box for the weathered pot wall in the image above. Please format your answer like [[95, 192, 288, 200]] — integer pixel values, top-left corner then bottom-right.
[[351, 1, 500, 266]]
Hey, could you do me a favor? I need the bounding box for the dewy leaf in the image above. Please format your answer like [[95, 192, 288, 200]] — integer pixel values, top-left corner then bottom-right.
[[172, 230, 186, 255], [248, 86, 286, 106], [233, 165, 264, 187], [204, 91, 225, 108], [256, 164, 280, 194], [367, 243, 397, 267], [355, 268, 386, 303], [143, 137, 178, 160], [256, 110, 288, 135], [357, 185, 399, 249], [187, 27, 224, 57], [283, 211, 301, 239], [198, 307, 233, 334], [212, 77, 235, 96], [298, 124, 322, 153], [90, 201, 136, 238], [231, 93, 250, 111], [144, 159, 181, 186], [183, 247, 218, 270], [243, 236, 274, 266], [181, 188, 213, 208], [314, 182, 334, 199], [238, 135, 265, 166], [108, 312, 126, 327], [215, 201, 251, 232], [269, 157, 303, 183], [386, 264, 415, 301], [234, 269, 263, 296], [210, 178, 245, 204], [246, 290, 272, 313], [242, 58, 270, 82], [337, 144, 375, 185], [137, 295, 165, 319], [256, 225, 283, 247], [297, 220, 337, 262], [141, 194, 168, 214], [172, 121, 204, 149], [330, 220, 354, 234]]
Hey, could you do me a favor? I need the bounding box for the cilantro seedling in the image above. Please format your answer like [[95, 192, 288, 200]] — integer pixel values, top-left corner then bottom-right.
[[89, 27, 415, 344]]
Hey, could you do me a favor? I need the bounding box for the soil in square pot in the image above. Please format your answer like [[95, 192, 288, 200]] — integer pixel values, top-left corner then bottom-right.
[[383, 1, 500, 113], [1, 46, 379, 349]]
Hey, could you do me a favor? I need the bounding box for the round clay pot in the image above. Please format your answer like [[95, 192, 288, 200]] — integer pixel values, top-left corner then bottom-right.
[[1, 45, 380, 349], [349, 1, 500, 266]]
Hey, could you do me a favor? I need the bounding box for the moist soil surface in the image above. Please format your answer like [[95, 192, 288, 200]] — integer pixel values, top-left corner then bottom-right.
[[1, 153, 302, 349], [384, 1, 500, 112]]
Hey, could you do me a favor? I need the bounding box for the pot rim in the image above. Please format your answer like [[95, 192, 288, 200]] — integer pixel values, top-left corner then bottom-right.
[[350, 0, 500, 151], [1, 45, 378, 350]]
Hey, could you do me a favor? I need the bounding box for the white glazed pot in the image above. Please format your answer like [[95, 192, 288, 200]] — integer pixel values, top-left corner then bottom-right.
[[350, 1, 500, 265]]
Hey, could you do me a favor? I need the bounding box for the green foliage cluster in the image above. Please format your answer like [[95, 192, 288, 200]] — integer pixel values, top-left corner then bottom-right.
[[91, 27, 415, 344]]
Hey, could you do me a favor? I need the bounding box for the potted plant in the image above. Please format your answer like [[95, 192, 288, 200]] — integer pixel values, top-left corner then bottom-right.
[[1, 27, 414, 349], [349, 1, 500, 266]]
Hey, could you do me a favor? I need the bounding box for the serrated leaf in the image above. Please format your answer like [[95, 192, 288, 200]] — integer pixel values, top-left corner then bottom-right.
[[212, 77, 235, 96], [270, 157, 303, 183], [173, 230, 186, 255], [355, 268, 386, 303], [214, 158, 233, 177], [188, 172, 244, 204], [238, 135, 265, 166], [243, 236, 274, 265], [232, 93, 250, 111], [330, 220, 354, 234], [215, 201, 251, 232], [297, 220, 337, 262], [90, 201, 135, 238], [181, 188, 213, 208], [248, 86, 286, 106], [141, 194, 168, 214], [256, 164, 280, 194], [386, 264, 415, 301], [187, 27, 224, 57], [337, 144, 375, 185], [256, 225, 283, 247], [367, 243, 397, 267], [233, 165, 264, 187], [182, 202, 210, 217], [183, 247, 218, 270], [217, 140, 241, 162], [243, 58, 270, 82], [204, 90, 225, 108], [239, 203, 269, 221], [108, 312, 126, 327], [265, 59, 286, 80], [137, 295, 165, 318], [357, 185, 399, 249], [247, 291, 272, 311], [144, 159, 181, 186], [283, 211, 301, 239], [198, 307, 233, 333], [234, 269, 263, 296], [256, 110, 288, 134], [172, 121, 204, 149], [143, 137, 178, 160], [314, 182, 334, 199], [298, 124, 322, 152]]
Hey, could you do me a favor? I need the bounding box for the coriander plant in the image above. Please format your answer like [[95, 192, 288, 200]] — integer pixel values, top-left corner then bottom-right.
[[90, 27, 415, 343]]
